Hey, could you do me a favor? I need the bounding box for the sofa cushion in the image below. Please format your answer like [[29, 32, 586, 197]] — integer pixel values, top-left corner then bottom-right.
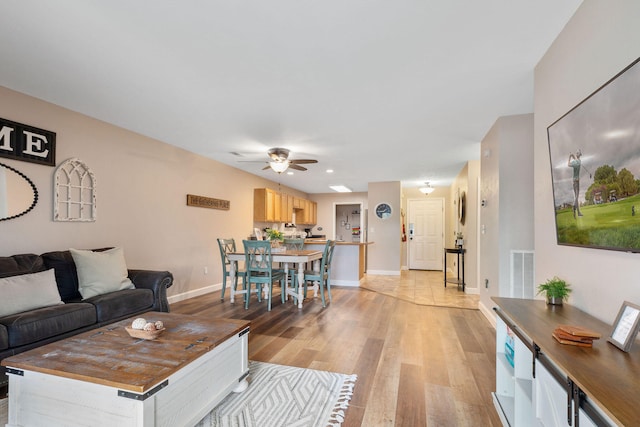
[[41, 250, 82, 302], [0, 324, 7, 350], [85, 288, 154, 323], [0, 254, 44, 278], [70, 247, 134, 299], [0, 269, 63, 317], [0, 303, 96, 348]]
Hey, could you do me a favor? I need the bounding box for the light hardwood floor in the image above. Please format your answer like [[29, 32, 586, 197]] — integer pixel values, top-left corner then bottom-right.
[[171, 270, 500, 427]]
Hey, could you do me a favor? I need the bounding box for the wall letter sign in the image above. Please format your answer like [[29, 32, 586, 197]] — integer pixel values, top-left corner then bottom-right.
[[0, 117, 56, 166]]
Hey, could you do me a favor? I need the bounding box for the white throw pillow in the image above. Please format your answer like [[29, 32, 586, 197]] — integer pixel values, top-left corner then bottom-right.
[[70, 247, 135, 299], [0, 269, 63, 317]]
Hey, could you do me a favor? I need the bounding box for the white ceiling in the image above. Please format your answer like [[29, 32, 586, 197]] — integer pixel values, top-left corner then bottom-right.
[[0, 1, 582, 194]]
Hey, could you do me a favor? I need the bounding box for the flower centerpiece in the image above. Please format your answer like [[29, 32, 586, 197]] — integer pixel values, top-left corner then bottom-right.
[[265, 228, 284, 247], [537, 276, 572, 305]]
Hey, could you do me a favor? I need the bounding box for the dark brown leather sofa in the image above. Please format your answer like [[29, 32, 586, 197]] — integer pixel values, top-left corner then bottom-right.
[[0, 249, 173, 387]]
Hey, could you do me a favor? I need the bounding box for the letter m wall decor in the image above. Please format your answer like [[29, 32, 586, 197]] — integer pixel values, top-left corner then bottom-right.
[[0, 117, 56, 166]]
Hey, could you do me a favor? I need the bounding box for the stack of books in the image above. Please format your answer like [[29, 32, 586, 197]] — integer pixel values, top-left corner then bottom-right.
[[552, 324, 601, 347]]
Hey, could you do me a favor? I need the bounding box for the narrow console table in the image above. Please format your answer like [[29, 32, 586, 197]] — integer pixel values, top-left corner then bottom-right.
[[492, 297, 640, 426], [444, 247, 465, 291]]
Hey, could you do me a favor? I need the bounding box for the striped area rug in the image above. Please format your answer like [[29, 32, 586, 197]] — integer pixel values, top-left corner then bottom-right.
[[195, 361, 357, 427]]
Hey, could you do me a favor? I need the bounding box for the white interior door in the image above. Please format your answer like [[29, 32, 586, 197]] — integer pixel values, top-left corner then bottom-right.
[[408, 198, 444, 270]]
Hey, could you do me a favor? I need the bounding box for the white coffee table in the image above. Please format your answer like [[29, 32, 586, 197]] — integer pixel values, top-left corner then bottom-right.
[[1, 312, 250, 427]]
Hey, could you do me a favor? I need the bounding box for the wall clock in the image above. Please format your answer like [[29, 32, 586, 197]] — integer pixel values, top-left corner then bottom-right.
[[375, 202, 393, 219]]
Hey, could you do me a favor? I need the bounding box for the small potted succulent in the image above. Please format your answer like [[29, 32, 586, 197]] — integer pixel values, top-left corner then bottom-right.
[[537, 276, 572, 305]]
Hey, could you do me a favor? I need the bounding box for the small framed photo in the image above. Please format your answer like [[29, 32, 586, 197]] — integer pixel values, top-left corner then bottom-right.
[[608, 301, 640, 352]]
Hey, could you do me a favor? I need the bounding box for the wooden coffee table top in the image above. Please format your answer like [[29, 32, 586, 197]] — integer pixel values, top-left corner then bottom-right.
[[1, 312, 250, 393]]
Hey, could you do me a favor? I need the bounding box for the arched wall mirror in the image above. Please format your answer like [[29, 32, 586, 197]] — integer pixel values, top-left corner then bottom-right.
[[0, 162, 38, 221]]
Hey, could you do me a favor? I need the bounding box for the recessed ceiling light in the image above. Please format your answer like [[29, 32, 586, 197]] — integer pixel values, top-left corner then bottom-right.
[[326, 169, 334, 173], [329, 185, 351, 193], [287, 171, 294, 175]]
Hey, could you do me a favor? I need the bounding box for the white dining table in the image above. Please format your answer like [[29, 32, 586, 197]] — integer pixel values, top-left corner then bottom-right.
[[227, 249, 323, 308]]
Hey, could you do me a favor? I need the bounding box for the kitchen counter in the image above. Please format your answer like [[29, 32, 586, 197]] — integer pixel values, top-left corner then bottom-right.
[[304, 239, 373, 246], [304, 240, 373, 286]]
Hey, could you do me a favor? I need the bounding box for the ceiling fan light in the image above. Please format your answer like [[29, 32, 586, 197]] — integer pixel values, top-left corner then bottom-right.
[[269, 161, 290, 173], [419, 183, 434, 194]]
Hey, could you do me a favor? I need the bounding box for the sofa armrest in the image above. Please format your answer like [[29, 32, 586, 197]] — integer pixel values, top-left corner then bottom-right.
[[128, 270, 173, 312]]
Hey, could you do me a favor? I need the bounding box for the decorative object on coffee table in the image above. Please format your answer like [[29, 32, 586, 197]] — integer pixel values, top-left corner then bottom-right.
[[537, 276, 572, 305], [125, 316, 166, 339]]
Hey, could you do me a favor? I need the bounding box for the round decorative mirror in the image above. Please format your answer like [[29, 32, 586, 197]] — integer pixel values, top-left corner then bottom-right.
[[0, 162, 38, 221]]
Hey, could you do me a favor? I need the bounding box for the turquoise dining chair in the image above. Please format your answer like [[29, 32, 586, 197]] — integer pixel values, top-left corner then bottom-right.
[[217, 238, 247, 301], [243, 240, 286, 310], [282, 237, 305, 289], [302, 240, 336, 307], [283, 238, 305, 250]]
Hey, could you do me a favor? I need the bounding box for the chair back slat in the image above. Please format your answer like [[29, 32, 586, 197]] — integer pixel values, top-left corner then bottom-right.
[[243, 240, 274, 276], [217, 238, 236, 269], [283, 238, 305, 251], [321, 240, 336, 274]]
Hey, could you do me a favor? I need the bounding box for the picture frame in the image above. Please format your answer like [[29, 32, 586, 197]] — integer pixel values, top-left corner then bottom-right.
[[547, 56, 640, 253], [607, 301, 640, 352]]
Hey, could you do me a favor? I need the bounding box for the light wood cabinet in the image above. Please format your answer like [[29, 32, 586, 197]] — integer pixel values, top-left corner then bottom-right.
[[281, 194, 293, 223], [254, 188, 315, 224], [254, 188, 278, 222], [293, 197, 303, 209], [310, 201, 317, 224], [297, 199, 317, 225], [254, 189, 301, 223]]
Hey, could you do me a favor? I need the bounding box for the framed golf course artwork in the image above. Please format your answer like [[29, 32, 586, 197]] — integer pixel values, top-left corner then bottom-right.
[[547, 56, 640, 253]]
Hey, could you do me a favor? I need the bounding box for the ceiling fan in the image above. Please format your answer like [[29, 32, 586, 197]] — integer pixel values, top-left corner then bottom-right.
[[244, 147, 318, 173]]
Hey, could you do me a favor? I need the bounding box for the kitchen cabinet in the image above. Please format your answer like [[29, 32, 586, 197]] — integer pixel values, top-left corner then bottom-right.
[[254, 188, 278, 222], [281, 194, 293, 223], [254, 189, 308, 224], [293, 197, 303, 209], [296, 199, 317, 225]]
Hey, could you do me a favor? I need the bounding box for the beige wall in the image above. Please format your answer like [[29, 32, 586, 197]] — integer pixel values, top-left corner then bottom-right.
[[367, 181, 401, 274], [479, 114, 534, 313], [534, 1, 640, 322], [0, 86, 305, 301], [446, 161, 480, 292]]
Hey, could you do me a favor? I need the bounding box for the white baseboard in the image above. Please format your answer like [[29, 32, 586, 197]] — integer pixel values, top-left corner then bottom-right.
[[168, 283, 220, 304], [366, 270, 401, 276], [478, 300, 496, 328], [464, 286, 479, 295], [331, 279, 361, 287]]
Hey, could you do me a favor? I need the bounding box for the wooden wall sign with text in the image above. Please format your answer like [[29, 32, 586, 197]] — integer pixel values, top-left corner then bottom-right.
[[0, 117, 56, 166], [186, 194, 230, 211]]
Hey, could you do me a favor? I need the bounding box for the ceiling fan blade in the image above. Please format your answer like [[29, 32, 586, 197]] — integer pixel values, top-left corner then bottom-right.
[[289, 159, 317, 165], [262, 165, 271, 170], [288, 164, 307, 171]]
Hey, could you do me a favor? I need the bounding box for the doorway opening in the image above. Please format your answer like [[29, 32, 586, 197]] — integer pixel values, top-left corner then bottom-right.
[[333, 202, 365, 243]]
